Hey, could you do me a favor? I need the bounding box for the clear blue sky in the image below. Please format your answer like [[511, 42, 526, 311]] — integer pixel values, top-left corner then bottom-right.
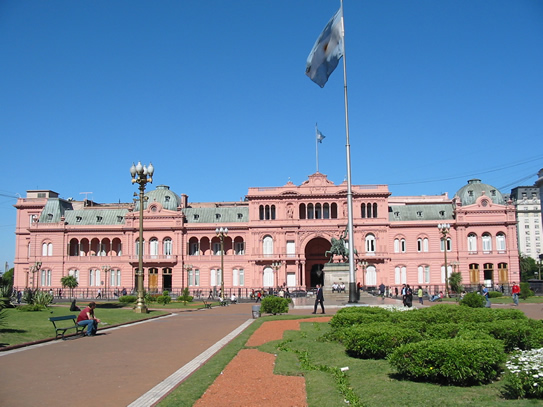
[[1, 0, 542, 270]]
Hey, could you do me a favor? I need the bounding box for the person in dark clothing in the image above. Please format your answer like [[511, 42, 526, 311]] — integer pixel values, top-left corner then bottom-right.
[[312, 284, 325, 314]]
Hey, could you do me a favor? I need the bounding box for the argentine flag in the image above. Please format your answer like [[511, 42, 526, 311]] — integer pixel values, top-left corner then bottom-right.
[[305, 8, 344, 88]]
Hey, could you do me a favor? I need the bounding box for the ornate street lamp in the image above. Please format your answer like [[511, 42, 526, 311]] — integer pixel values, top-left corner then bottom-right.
[[131, 161, 154, 313], [271, 261, 281, 288], [215, 227, 228, 298], [30, 261, 42, 290], [438, 223, 451, 296], [102, 265, 110, 300], [359, 260, 368, 288]]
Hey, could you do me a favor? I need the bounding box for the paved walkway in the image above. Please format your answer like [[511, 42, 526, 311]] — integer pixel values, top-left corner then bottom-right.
[[0, 294, 540, 407]]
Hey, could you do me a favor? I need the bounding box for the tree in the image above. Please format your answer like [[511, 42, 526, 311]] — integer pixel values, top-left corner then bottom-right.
[[519, 254, 538, 282], [1, 268, 13, 286], [61, 275, 78, 298], [448, 271, 463, 294]]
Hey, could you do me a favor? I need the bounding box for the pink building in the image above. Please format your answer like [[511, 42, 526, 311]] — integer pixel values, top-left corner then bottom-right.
[[13, 174, 519, 296]]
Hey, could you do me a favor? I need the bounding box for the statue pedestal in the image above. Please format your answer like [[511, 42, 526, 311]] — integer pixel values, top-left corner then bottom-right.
[[323, 263, 350, 294]]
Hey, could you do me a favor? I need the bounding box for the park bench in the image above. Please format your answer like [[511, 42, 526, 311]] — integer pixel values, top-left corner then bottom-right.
[[49, 315, 85, 340], [201, 299, 212, 309], [219, 298, 229, 306]]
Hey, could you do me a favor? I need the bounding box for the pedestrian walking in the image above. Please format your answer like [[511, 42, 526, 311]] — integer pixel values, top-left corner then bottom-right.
[[312, 284, 325, 314]]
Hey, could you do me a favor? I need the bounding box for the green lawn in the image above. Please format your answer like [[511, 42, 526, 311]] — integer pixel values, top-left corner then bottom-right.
[[159, 310, 543, 407], [0, 303, 169, 347]]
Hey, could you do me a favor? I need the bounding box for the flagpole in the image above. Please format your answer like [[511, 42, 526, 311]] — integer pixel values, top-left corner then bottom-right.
[[340, 0, 357, 303], [315, 123, 319, 173]]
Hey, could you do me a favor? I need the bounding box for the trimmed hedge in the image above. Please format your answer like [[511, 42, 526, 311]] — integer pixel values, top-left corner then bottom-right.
[[388, 338, 506, 386], [343, 323, 422, 359]]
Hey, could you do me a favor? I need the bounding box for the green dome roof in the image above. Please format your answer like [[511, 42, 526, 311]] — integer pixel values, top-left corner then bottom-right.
[[136, 185, 181, 211], [454, 179, 505, 206]]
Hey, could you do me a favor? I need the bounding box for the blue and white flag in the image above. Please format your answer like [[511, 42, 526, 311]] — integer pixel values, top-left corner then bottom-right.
[[305, 8, 344, 88], [317, 129, 325, 143]]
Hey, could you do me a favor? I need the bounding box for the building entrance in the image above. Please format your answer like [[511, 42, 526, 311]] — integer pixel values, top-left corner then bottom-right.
[[304, 237, 331, 289]]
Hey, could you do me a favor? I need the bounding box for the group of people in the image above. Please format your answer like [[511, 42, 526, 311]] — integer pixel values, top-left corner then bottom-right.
[[331, 282, 346, 293]]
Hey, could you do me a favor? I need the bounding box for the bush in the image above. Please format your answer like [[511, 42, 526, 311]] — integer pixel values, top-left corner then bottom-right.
[[388, 338, 506, 386], [119, 295, 137, 303], [481, 320, 543, 352], [343, 323, 422, 359], [157, 294, 171, 305], [260, 296, 289, 315], [459, 292, 485, 308], [520, 282, 534, 300], [177, 288, 194, 305], [488, 291, 503, 298], [330, 306, 392, 328]]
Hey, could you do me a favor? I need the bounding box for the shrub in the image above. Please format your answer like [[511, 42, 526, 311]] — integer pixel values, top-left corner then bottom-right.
[[177, 288, 193, 305], [157, 294, 171, 305], [33, 291, 53, 307], [488, 291, 503, 298], [459, 292, 485, 308], [388, 338, 506, 386], [261, 296, 289, 315], [520, 282, 534, 300], [330, 306, 392, 328], [119, 295, 137, 303], [344, 323, 422, 359], [481, 320, 543, 352]]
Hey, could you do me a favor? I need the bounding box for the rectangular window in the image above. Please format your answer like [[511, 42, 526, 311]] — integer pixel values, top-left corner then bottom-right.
[[195, 269, 200, 286], [188, 269, 194, 286], [286, 241, 296, 257]]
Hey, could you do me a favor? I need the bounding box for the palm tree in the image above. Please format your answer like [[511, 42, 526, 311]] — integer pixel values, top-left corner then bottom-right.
[[60, 275, 78, 299]]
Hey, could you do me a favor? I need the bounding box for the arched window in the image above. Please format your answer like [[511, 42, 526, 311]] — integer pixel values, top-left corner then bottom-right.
[[323, 203, 330, 219], [373, 203, 378, 218], [418, 265, 430, 284], [366, 265, 377, 286], [331, 203, 338, 219], [423, 238, 429, 252], [135, 239, 145, 255], [315, 203, 322, 219], [259, 205, 264, 220], [367, 203, 372, 218], [263, 235, 274, 256], [395, 266, 406, 285], [307, 203, 314, 219], [394, 238, 400, 253], [40, 269, 51, 287], [401, 239, 406, 253], [441, 263, 452, 283], [469, 263, 479, 284], [496, 233, 506, 252], [265, 205, 270, 220], [89, 269, 100, 287], [361, 203, 366, 218], [482, 233, 492, 252], [468, 233, 477, 252], [69, 269, 80, 283], [299, 203, 306, 219], [150, 238, 159, 257], [163, 238, 172, 256], [263, 267, 274, 287], [271, 205, 276, 220], [365, 234, 376, 253], [440, 237, 452, 252]]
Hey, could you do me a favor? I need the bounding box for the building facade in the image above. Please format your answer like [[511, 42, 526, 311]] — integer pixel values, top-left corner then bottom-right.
[[510, 186, 542, 261], [13, 174, 520, 296]]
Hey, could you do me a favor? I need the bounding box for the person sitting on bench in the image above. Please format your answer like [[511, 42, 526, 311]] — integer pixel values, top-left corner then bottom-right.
[[76, 301, 100, 336], [430, 291, 444, 302]]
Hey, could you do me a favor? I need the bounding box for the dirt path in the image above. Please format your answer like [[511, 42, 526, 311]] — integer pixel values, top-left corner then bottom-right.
[[194, 317, 331, 407]]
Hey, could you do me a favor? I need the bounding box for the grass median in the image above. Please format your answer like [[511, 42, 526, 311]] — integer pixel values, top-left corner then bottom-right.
[[0, 303, 169, 347]]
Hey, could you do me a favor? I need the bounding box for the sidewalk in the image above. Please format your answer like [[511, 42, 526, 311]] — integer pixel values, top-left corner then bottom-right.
[[0, 304, 257, 407]]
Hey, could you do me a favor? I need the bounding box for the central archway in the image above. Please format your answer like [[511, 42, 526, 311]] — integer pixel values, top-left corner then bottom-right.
[[304, 237, 331, 288]]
